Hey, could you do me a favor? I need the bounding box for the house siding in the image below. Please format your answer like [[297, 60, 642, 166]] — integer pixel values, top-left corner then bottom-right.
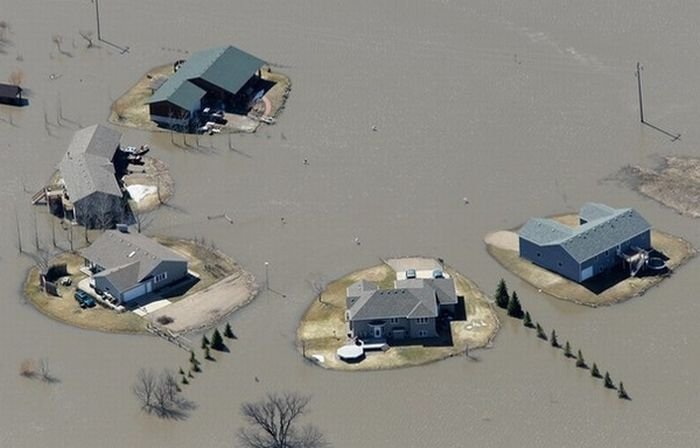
[[349, 317, 438, 340]]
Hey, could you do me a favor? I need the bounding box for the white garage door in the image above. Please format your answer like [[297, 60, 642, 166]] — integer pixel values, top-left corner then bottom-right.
[[123, 283, 147, 302], [581, 266, 594, 281]]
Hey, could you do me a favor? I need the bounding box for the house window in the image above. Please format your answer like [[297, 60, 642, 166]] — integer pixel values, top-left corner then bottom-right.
[[558, 262, 563, 267], [418, 330, 428, 337], [154, 272, 168, 283], [390, 318, 399, 324], [415, 317, 429, 324], [536, 252, 541, 257]]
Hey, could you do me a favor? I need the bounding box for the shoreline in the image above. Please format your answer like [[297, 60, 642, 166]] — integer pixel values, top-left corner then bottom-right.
[[484, 215, 697, 307]]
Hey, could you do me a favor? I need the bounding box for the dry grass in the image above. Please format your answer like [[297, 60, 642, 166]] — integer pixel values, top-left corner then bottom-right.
[[24, 252, 148, 334], [485, 215, 697, 307], [124, 156, 174, 213], [108, 64, 173, 131], [297, 260, 499, 371], [259, 68, 291, 118]]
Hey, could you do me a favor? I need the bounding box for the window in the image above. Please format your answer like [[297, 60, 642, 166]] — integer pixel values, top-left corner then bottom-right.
[[415, 317, 429, 325], [390, 318, 399, 324], [154, 272, 168, 283], [558, 262, 563, 267], [418, 330, 428, 337], [536, 252, 541, 257]]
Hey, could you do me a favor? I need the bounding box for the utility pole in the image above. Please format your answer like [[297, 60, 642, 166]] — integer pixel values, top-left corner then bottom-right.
[[95, 0, 102, 41], [636, 62, 644, 124], [264, 261, 269, 291]]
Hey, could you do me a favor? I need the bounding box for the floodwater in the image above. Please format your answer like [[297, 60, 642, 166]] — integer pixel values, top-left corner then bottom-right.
[[1, 1, 700, 447]]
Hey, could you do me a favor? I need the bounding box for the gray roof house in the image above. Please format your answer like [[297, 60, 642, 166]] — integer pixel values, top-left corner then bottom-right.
[[80, 229, 188, 304], [147, 45, 266, 128], [519, 203, 652, 283], [346, 277, 459, 341], [58, 125, 129, 228]]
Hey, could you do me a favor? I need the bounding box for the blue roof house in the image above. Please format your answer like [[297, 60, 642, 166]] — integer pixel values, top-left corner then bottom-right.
[[518, 203, 652, 283]]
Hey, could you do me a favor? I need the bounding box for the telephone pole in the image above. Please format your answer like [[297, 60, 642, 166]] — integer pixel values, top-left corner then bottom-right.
[[95, 0, 102, 41], [636, 62, 644, 123]]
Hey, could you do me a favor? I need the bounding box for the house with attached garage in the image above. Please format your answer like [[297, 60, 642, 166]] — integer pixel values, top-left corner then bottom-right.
[[345, 275, 459, 341], [80, 228, 188, 304], [518, 203, 652, 283]]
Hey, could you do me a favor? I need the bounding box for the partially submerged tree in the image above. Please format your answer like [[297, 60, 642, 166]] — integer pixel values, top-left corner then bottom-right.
[[210, 328, 226, 351], [238, 392, 329, 448], [78, 30, 95, 48], [507, 291, 524, 319], [523, 311, 534, 328], [308, 275, 328, 305], [618, 382, 630, 400], [535, 323, 547, 340], [495, 278, 509, 309], [575, 350, 587, 369], [224, 322, 235, 339], [603, 372, 615, 389], [550, 330, 559, 348], [591, 363, 602, 378], [133, 368, 195, 419], [8, 68, 24, 86], [563, 341, 574, 358], [19, 359, 36, 378]]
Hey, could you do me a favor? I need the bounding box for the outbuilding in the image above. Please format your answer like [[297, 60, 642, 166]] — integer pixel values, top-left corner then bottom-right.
[[0, 83, 23, 106]]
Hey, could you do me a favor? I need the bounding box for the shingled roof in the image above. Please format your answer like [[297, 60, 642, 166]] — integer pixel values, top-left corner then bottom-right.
[[80, 230, 187, 291], [148, 45, 265, 107], [347, 278, 457, 321], [58, 125, 122, 202], [519, 203, 651, 263]]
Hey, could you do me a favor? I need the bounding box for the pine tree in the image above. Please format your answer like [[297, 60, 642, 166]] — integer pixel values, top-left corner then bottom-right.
[[523, 311, 534, 328], [550, 329, 560, 348], [188, 370, 194, 379], [535, 323, 547, 340], [507, 291, 524, 319], [193, 362, 202, 373], [201, 334, 210, 349], [576, 350, 587, 369], [178, 367, 185, 375], [211, 328, 226, 351], [564, 341, 574, 358], [604, 372, 615, 389], [205, 346, 214, 361], [224, 322, 235, 339], [182, 375, 189, 385], [591, 363, 602, 378], [618, 382, 630, 400], [495, 279, 509, 309]]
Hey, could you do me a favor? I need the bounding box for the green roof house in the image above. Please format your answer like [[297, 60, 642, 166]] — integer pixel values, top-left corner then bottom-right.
[[147, 45, 266, 129]]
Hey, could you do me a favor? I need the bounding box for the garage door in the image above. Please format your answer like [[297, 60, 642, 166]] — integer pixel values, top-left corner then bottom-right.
[[581, 266, 594, 281], [123, 283, 147, 302]]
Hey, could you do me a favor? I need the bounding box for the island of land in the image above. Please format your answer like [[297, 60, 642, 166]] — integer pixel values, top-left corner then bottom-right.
[[613, 156, 700, 218], [23, 237, 257, 335], [109, 63, 290, 134], [297, 257, 499, 371], [485, 214, 696, 307]]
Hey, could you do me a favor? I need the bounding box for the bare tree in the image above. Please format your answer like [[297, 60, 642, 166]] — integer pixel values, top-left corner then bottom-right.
[[14, 203, 22, 253], [8, 69, 24, 86], [19, 359, 36, 378], [0, 21, 9, 42], [308, 275, 328, 305], [51, 34, 63, 52], [38, 358, 59, 383], [238, 392, 329, 448], [133, 368, 195, 419]]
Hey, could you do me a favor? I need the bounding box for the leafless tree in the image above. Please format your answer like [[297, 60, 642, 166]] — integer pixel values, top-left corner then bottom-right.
[[78, 30, 95, 48], [14, 203, 22, 253], [308, 275, 328, 305], [51, 34, 63, 52], [238, 392, 329, 448], [39, 358, 59, 383], [133, 368, 194, 419], [8, 69, 24, 86], [0, 21, 9, 42], [19, 359, 36, 378]]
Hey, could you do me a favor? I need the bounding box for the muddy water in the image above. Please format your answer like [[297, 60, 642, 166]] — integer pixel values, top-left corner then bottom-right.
[[1, 1, 699, 447]]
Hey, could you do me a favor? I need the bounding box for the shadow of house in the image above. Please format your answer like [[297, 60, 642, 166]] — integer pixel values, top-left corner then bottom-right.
[[147, 46, 268, 130], [80, 228, 189, 305], [0, 83, 27, 106], [56, 125, 131, 228], [519, 203, 653, 286]]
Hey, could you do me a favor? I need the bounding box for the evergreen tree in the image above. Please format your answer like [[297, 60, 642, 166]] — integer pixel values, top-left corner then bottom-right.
[[591, 363, 602, 378], [550, 330, 560, 348], [211, 328, 226, 351], [201, 334, 210, 349], [188, 370, 194, 379], [193, 362, 202, 373], [205, 346, 214, 361], [535, 323, 547, 340], [618, 382, 630, 400], [178, 367, 185, 375], [564, 341, 574, 358], [224, 322, 235, 339], [523, 311, 534, 328], [182, 375, 189, 385], [507, 291, 524, 319], [495, 279, 509, 309], [604, 372, 615, 389], [576, 350, 587, 369]]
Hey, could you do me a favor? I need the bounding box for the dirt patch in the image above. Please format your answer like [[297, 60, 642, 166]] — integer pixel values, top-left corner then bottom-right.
[[296, 259, 499, 371], [484, 215, 696, 307], [123, 156, 174, 213], [611, 156, 700, 218]]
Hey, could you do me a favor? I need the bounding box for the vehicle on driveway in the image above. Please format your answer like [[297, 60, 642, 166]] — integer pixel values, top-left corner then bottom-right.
[[74, 289, 96, 308]]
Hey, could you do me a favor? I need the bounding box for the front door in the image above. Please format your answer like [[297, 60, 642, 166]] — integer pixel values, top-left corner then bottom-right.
[[373, 326, 383, 338]]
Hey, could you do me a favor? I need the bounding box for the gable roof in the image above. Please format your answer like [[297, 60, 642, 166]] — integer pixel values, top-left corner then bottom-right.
[[58, 125, 123, 202], [80, 230, 187, 292], [148, 45, 265, 107], [395, 278, 458, 305], [519, 203, 652, 263]]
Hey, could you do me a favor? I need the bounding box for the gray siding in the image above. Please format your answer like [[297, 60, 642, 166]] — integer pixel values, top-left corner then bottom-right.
[[349, 317, 437, 340], [520, 239, 580, 282], [149, 259, 188, 289]]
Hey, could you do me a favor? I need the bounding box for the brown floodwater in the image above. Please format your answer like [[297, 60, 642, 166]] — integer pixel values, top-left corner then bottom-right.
[[1, 1, 699, 447]]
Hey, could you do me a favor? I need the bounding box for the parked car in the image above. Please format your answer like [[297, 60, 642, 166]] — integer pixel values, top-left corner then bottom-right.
[[74, 289, 96, 308], [406, 269, 416, 279]]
